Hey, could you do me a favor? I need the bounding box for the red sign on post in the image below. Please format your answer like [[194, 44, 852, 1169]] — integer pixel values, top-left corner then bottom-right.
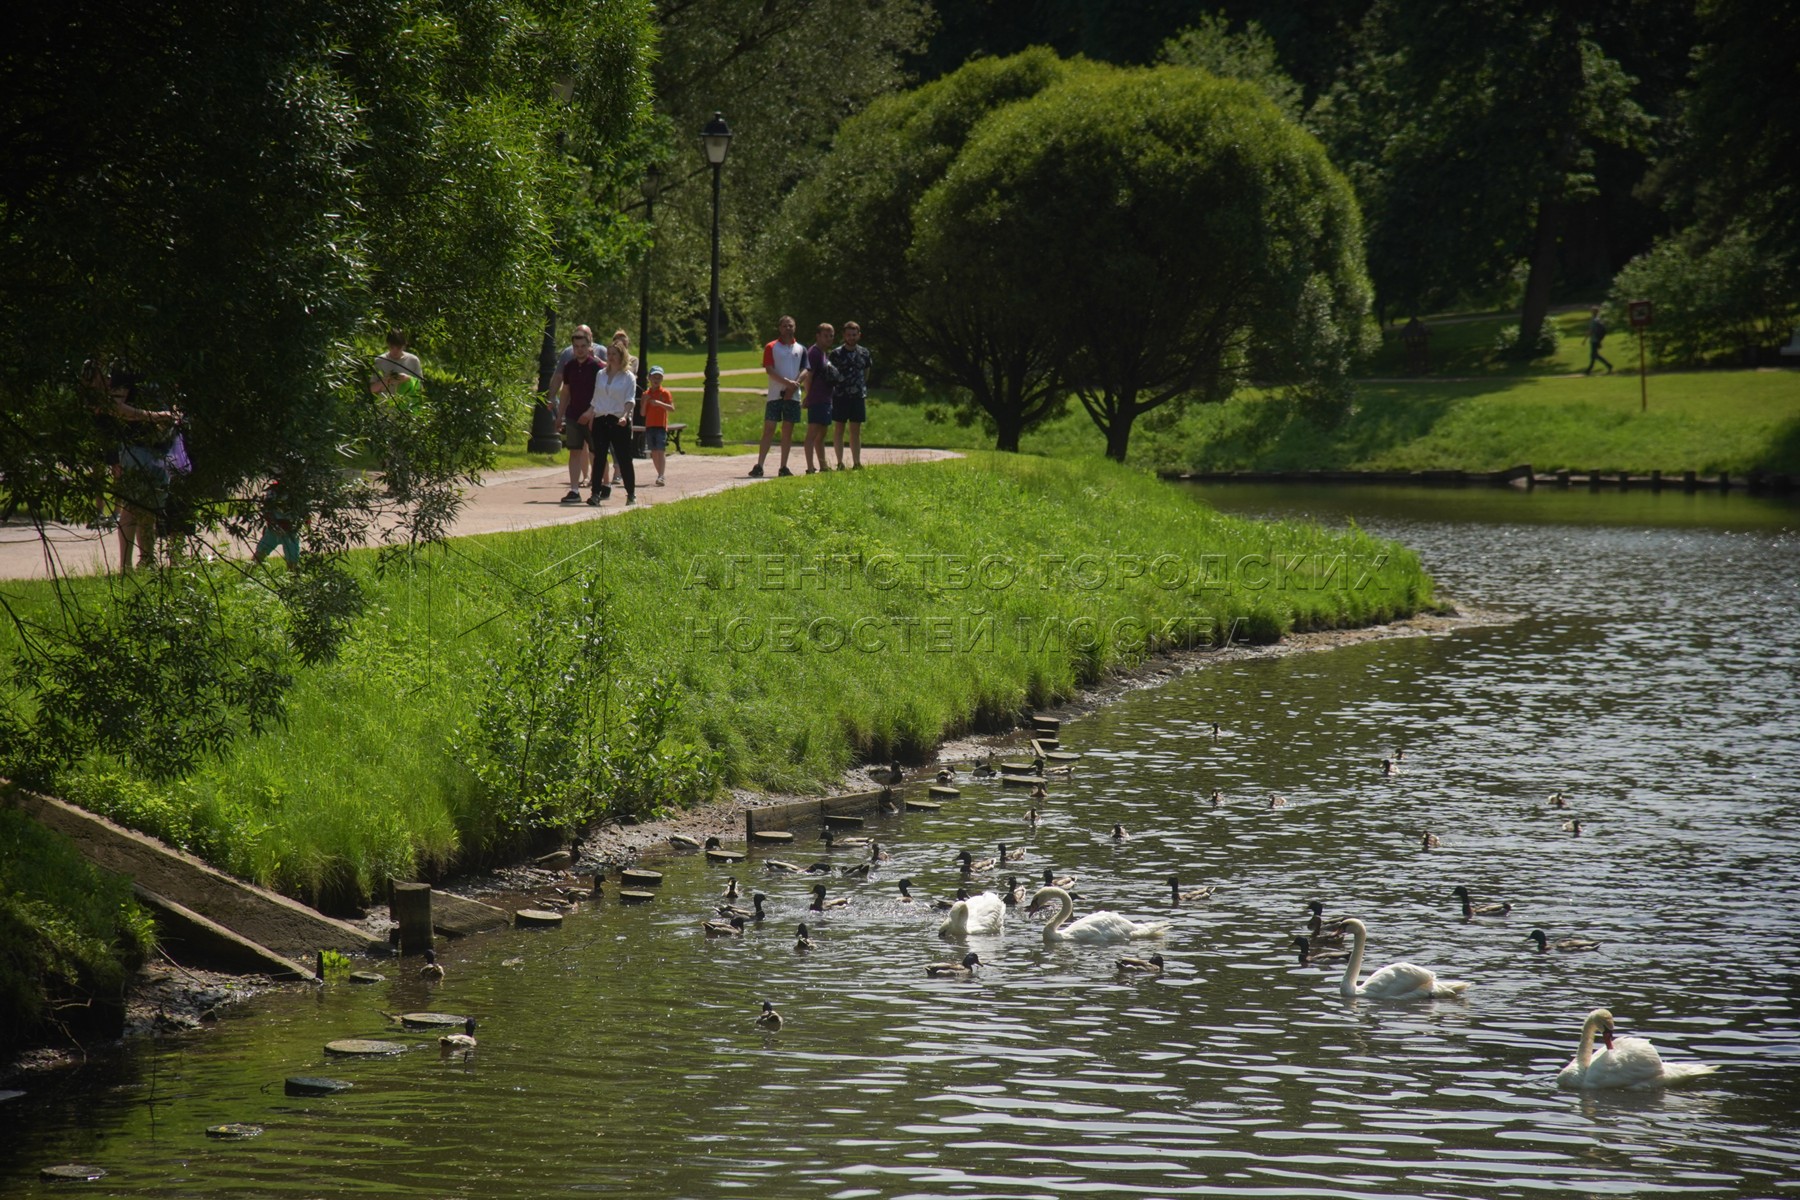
[[1628, 300, 1653, 329]]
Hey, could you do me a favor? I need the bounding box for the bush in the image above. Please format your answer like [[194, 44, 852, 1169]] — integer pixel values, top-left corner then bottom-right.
[[1608, 224, 1800, 367], [1491, 315, 1560, 360]]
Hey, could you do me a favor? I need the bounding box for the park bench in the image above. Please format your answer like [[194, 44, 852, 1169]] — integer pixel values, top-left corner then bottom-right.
[[630, 422, 688, 457]]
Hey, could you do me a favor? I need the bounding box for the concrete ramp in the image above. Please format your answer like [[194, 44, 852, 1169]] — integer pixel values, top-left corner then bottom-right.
[[4, 783, 387, 968]]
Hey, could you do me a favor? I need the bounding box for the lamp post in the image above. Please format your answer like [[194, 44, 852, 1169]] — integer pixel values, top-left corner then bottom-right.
[[698, 112, 732, 448], [636, 165, 660, 402]]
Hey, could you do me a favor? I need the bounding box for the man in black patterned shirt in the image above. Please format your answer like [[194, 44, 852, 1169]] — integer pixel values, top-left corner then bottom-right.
[[827, 321, 872, 470]]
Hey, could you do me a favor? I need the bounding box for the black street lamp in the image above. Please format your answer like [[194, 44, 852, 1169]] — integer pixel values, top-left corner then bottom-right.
[[636, 164, 660, 401], [699, 112, 732, 448]]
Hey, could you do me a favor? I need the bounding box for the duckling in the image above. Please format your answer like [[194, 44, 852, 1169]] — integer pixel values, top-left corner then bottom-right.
[[438, 1016, 478, 1056], [1291, 935, 1349, 966], [668, 833, 704, 851], [794, 923, 815, 952], [1110, 823, 1129, 842], [1029, 781, 1049, 802], [1421, 830, 1441, 849], [1562, 819, 1584, 835], [1025, 806, 1042, 829], [878, 787, 900, 814], [755, 1000, 783, 1030], [926, 951, 981, 978], [419, 948, 444, 981], [871, 761, 904, 787], [1042, 866, 1076, 891], [1001, 875, 1026, 906], [1267, 793, 1288, 809], [723, 876, 743, 901], [717, 893, 768, 923], [999, 841, 1027, 863], [1167, 876, 1214, 904], [534, 843, 579, 873], [764, 859, 806, 875], [1306, 900, 1349, 944], [957, 848, 997, 873], [1209, 788, 1224, 808], [1450, 885, 1513, 920], [810, 883, 849, 911], [1526, 928, 1602, 953], [1116, 952, 1165, 976], [703, 915, 748, 938]]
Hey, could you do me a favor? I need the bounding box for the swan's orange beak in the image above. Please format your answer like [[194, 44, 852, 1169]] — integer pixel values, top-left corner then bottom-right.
[[1601, 1029, 1614, 1051]]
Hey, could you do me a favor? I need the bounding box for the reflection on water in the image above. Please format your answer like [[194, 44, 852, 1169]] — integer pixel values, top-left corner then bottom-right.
[[3, 485, 1797, 1198]]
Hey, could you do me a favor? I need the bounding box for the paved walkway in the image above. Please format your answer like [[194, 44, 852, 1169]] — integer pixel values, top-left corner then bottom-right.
[[0, 448, 959, 582]]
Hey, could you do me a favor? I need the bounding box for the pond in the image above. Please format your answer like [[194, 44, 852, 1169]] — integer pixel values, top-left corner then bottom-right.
[[3, 484, 1797, 1199]]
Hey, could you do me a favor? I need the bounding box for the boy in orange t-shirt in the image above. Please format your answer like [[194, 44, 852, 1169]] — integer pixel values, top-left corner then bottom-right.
[[642, 366, 674, 485]]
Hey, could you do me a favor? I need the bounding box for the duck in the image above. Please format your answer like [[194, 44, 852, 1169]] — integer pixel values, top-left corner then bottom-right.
[[1382, 757, 1396, 777], [722, 876, 743, 901], [1025, 807, 1042, 829], [1421, 831, 1441, 849], [932, 887, 968, 912], [926, 951, 982, 978], [1032, 756, 1074, 777], [869, 841, 893, 864], [1042, 866, 1076, 891], [957, 848, 997, 873], [1562, 819, 1584, 835], [1547, 791, 1569, 808], [1267, 793, 1288, 809], [1116, 953, 1166, 976], [1306, 900, 1349, 944], [763, 859, 806, 875], [1291, 935, 1349, 966], [534, 843, 579, 872], [1029, 781, 1050, 802], [935, 766, 958, 784], [878, 788, 901, 814], [938, 889, 1006, 937], [419, 948, 444, 981], [1557, 1007, 1715, 1090], [1110, 823, 1130, 841], [821, 827, 872, 851], [973, 754, 997, 779], [1028, 886, 1169, 944], [1336, 917, 1470, 999], [805, 859, 835, 874], [810, 883, 849, 911], [1210, 722, 1221, 740], [1393, 746, 1405, 762], [755, 1000, 784, 1031], [1450, 885, 1512, 920], [896, 877, 921, 903], [438, 1016, 478, 1056], [668, 833, 704, 851], [716, 893, 768, 922], [1526, 929, 1602, 953], [871, 761, 904, 787], [999, 841, 1027, 862], [1001, 875, 1026, 906], [839, 861, 872, 878], [793, 923, 814, 952], [703, 915, 747, 938], [1167, 876, 1214, 904], [1208, 789, 1224, 808]]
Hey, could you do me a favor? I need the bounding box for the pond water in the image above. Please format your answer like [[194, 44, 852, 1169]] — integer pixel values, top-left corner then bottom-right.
[[4, 485, 1798, 1199]]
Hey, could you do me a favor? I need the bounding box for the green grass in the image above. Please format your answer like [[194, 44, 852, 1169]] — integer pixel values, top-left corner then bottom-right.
[[5, 456, 1432, 908]]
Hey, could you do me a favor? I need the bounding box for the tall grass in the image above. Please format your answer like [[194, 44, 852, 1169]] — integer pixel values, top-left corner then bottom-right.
[[6, 456, 1432, 906]]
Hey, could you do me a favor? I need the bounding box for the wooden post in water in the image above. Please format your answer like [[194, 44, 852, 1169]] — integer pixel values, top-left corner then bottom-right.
[[391, 881, 433, 955]]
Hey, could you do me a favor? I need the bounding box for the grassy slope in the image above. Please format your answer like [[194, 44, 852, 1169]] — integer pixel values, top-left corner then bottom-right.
[[18, 455, 1432, 904]]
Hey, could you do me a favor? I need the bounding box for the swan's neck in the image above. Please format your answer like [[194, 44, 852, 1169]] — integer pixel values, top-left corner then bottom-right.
[[1577, 1018, 1599, 1071], [1044, 889, 1074, 936], [1339, 924, 1367, 994]]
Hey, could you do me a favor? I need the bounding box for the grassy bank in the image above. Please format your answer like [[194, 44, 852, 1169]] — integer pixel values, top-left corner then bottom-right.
[[5, 455, 1431, 909]]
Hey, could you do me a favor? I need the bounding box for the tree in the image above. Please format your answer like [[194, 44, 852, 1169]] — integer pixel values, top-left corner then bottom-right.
[[763, 50, 1081, 451], [1158, 13, 1303, 120], [915, 66, 1374, 461]]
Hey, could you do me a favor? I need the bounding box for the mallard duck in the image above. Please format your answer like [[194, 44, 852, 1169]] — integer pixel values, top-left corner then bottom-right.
[[1547, 791, 1569, 808], [1382, 757, 1396, 777], [1292, 935, 1348, 966], [764, 859, 805, 875], [1306, 900, 1349, 944], [810, 883, 849, 911], [935, 766, 958, 784], [1116, 952, 1165, 976], [668, 833, 704, 851], [1110, 823, 1129, 841], [878, 788, 900, 813], [1001, 875, 1026, 906], [1209, 722, 1221, 740], [821, 827, 872, 851], [869, 841, 892, 863], [897, 877, 921, 903], [973, 754, 997, 779], [1526, 929, 1601, 953], [1562, 819, 1584, 835], [1167, 876, 1214, 904], [703, 915, 747, 938], [1042, 866, 1076, 891], [1393, 746, 1405, 762], [871, 761, 904, 787], [1025, 806, 1041, 829], [419, 949, 444, 981], [805, 860, 834, 874], [1208, 788, 1224, 808], [438, 1016, 477, 1056], [932, 887, 968, 912], [534, 843, 579, 872], [793, 923, 814, 952], [999, 841, 1027, 863], [1267, 793, 1288, 808], [722, 876, 742, 901], [755, 1000, 783, 1030], [840, 861, 872, 878], [717, 893, 768, 922], [1451, 885, 1512, 920], [1421, 831, 1441, 849], [1032, 756, 1074, 777], [957, 848, 997, 873], [926, 951, 981, 978]]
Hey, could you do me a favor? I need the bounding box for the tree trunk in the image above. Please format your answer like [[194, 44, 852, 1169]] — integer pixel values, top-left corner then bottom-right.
[[1516, 191, 1564, 358], [993, 406, 1023, 453], [1104, 405, 1137, 463]]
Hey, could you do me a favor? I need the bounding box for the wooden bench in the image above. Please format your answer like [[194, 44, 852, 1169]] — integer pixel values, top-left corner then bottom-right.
[[629, 423, 688, 457]]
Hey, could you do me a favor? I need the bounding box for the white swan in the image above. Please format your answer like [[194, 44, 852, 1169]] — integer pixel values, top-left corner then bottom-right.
[[938, 890, 1006, 938], [1557, 1007, 1717, 1090], [1337, 917, 1470, 999], [1028, 886, 1169, 945]]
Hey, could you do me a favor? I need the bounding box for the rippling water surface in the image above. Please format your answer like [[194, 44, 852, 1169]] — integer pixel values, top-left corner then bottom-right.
[[4, 485, 1798, 1199]]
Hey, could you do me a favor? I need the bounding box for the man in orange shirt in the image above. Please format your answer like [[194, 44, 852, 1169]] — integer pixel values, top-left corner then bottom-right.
[[641, 366, 674, 486]]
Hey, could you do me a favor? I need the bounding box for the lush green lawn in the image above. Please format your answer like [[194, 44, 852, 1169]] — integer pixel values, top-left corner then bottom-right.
[[12, 455, 1433, 908]]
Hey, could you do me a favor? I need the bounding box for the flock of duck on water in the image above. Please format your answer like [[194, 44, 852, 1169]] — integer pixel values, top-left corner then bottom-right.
[[641, 744, 1716, 1090]]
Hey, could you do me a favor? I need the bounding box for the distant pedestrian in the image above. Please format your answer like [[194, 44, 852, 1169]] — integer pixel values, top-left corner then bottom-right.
[[370, 329, 424, 401], [642, 365, 674, 487], [602, 330, 638, 487], [1584, 307, 1612, 375], [105, 367, 181, 572], [545, 325, 602, 503], [751, 315, 805, 478], [251, 477, 300, 569], [800, 322, 837, 474], [584, 342, 637, 506], [829, 321, 872, 470]]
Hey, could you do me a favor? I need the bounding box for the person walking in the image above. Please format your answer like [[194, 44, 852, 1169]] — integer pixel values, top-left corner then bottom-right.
[[750, 315, 805, 478], [105, 368, 180, 572], [799, 322, 836, 474], [545, 325, 602, 503], [641, 366, 674, 486], [1584, 306, 1613, 375], [828, 321, 873, 470], [370, 328, 424, 400], [584, 342, 637, 506]]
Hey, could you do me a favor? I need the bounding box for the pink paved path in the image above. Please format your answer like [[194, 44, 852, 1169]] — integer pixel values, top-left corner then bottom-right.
[[0, 448, 960, 581]]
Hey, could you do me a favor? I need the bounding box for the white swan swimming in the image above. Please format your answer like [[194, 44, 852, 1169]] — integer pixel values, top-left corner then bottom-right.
[[1337, 917, 1470, 999], [938, 890, 1006, 937], [1557, 1007, 1717, 1090], [1027, 886, 1169, 945]]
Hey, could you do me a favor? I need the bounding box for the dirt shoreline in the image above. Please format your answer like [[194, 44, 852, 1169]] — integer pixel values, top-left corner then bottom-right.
[[2, 603, 1507, 1084]]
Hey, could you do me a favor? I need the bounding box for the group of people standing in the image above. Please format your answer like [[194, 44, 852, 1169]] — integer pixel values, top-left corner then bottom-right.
[[544, 326, 674, 508], [751, 316, 872, 478]]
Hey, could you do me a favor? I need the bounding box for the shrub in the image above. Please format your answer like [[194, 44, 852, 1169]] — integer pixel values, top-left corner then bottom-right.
[[1491, 315, 1560, 360], [1608, 224, 1800, 366]]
